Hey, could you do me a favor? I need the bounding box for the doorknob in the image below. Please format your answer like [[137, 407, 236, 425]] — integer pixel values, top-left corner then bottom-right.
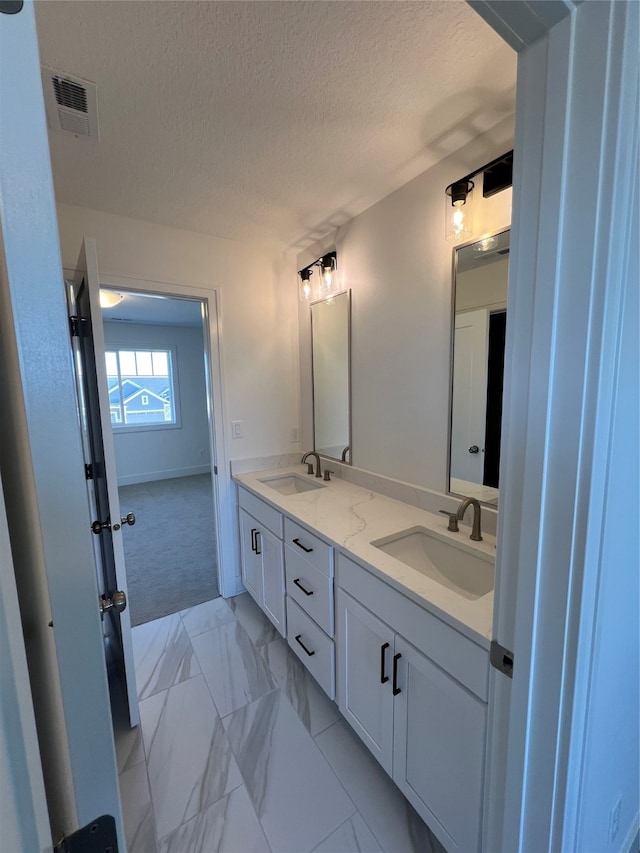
[[468, 445, 480, 454], [91, 517, 111, 535], [98, 590, 127, 616], [112, 512, 136, 532]]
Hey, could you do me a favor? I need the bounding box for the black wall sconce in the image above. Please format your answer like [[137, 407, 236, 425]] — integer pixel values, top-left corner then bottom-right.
[[445, 150, 513, 242], [298, 251, 338, 303]]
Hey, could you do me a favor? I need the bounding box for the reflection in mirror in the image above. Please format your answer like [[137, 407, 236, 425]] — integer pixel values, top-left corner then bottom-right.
[[311, 291, 351, 463], [449, 229, 509, 506]]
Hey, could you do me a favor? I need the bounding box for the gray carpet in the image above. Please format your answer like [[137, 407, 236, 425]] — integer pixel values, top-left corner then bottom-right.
[[118, 473, 219, 626]]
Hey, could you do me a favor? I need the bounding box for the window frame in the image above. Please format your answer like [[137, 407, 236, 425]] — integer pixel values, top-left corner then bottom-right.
[[105, 343, 182, 434]]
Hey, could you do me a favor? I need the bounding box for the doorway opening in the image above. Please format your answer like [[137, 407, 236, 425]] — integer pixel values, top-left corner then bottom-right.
[[101, 288, 220, 626]]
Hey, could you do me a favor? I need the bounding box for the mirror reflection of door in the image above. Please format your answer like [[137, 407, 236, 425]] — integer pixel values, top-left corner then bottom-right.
[[449, 230, 509, 506], [311, 291, 351, 463]]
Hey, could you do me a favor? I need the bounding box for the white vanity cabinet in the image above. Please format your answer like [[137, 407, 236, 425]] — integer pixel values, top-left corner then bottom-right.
[[336, 554, 489, 853], [238, 487, 286, 636]]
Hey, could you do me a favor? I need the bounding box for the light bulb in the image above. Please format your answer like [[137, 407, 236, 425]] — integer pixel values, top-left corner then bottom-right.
[[452, 205, 465, 230], [445, 179, 474, 241], [299, 268, 313, 303], [318, 253, 337, 293]]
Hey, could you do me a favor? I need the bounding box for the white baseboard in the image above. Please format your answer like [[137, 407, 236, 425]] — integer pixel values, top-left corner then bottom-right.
[[117, 465, 211, 487]]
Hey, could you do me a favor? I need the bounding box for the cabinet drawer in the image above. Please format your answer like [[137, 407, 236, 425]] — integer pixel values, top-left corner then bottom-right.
[[284, 517, 332, 577], [285, 545, 334, 636], [286, 597, 335, 699], [238, 487, 283, 538]]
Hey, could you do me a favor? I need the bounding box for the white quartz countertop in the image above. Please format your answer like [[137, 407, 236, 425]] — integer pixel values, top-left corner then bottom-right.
[[234, 465, 495, 647]]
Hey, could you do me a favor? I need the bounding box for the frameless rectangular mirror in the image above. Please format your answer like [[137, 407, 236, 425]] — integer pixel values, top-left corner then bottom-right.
[[449, 229, 509, 506], [311, 290, 351, 464]]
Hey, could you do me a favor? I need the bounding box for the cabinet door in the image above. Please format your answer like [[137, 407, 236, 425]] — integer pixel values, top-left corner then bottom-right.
[[239, 509, 263, 604], [259, 526, 286, 637], [336, 590, 395, 775], [392, 636, 486, 853]]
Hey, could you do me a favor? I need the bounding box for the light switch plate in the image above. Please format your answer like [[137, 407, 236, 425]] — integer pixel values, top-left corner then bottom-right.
[[231, 420, 243, 439]]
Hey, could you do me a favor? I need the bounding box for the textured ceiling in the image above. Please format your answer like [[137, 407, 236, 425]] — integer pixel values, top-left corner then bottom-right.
[[35, 1, 516, 249]]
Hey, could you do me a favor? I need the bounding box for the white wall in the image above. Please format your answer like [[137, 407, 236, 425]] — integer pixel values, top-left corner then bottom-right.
[[104, 321, 211, 485], [57, 204, 300, 466], [298, 119, 512, 493]]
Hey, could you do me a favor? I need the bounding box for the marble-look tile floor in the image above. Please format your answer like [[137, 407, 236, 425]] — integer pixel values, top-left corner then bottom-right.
[[112, 593, 447, 853]]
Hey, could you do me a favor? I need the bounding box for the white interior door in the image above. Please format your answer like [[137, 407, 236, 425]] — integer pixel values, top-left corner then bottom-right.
[[71, 237, 139, 727], [450, 308, 489, 484]]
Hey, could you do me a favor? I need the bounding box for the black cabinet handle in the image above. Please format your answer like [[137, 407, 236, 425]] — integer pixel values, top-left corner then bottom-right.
[[250, 528, 257, 553], [293, 578, 314, 596], [255, 530, 261, 555], [392, 652, 402, 695], [294, 634, 315, 657], [380, 642, 390, 684], [292, 537, 313, 553]]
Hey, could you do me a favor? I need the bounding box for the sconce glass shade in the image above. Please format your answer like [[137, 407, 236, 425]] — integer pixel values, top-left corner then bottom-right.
[[473, 235, 498, 253], [318, 253, 337, 294], [445, 179, 474, 242], [99, 290, 123, 309], [299, 267, 314, 303]]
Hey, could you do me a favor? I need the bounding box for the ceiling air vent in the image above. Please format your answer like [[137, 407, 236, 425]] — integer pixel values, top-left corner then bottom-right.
[[41, 67, 99, 143]]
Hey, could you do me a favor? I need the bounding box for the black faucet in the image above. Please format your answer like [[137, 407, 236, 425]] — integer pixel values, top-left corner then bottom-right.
[[301, 451, 323, 478]]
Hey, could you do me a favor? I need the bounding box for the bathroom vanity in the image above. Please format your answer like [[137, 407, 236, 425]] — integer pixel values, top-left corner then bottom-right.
[[235, 465, 495, 853]]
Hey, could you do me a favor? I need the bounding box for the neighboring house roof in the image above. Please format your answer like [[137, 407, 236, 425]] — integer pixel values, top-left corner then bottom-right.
[[123, 387, 168, 409], [108, 378, 142, 400]]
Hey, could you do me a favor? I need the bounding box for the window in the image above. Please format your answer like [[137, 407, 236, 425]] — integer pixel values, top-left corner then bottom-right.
[[106, 348, 178, 428]]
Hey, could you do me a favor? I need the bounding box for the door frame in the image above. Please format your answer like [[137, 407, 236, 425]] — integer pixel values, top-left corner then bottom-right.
[[472, 1, 640, 850], [67, 269, 236, 600]]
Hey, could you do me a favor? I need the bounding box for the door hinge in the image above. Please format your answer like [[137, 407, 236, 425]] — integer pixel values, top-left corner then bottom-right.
[[490, 640, 514, 679], [54, 814, 118, 853], [69, 315, 80, 337], [214, 465, 218, 475], [85, 463, 94, 480]]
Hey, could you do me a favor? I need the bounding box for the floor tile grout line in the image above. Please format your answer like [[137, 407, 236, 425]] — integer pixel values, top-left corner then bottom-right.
[[154, 780, 248, 849], [313, 719, 396, 853], [177, 595, 236, 639], [142, 751, 162, 850], [188, 609, 274, 721], [245, 611, 364, 835], [177, 608, 281, 852], [135, 652, 243, 847], [215, 689, 281, 853], [309, 812, 357, 853]]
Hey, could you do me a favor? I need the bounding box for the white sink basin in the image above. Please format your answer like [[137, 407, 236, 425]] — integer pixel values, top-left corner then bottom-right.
[[258, 474, 325, 496], [371, 526, 494, 599]]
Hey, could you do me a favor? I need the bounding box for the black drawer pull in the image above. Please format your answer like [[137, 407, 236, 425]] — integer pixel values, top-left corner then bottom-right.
[[292, 537, 313, 553], [255, 530, 261, 555], [392, 652, 402, 696], [250, 528, 257, 553], [294, 634, 315, 657], [380, 642, 390, 684], [293, 578, 314, 596]]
